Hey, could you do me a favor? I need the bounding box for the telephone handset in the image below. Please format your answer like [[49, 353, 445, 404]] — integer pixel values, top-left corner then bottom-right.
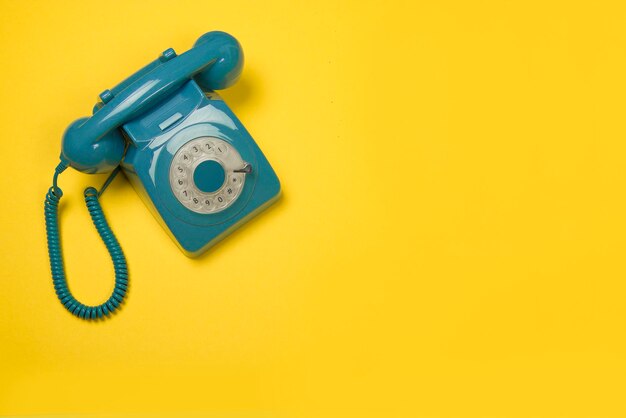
[[45, 31, 281, 320]]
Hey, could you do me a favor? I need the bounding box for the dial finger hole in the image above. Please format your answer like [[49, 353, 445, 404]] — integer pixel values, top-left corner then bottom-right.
[[229, 174, 244, 188], [173, 177, 188, 189], [190, 195, 202, 208], [202, 140, 216, 153], [215, 194, 227, 208], [190, 144, 202, 155], [179, 151, 193, 165], [174, 164, 188, 177], [179, 188, 193, 201], [215, 143, 228, 156]]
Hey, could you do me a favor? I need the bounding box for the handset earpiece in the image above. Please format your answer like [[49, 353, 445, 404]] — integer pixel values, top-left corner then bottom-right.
[[60, 31, 244, 174], [193, 31, 244, 90]]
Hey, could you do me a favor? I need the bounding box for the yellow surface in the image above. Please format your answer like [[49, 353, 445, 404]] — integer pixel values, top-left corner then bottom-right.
[[2, 0, 626, 416]]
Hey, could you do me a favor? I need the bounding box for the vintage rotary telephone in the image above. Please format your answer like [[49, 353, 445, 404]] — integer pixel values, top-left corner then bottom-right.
[[44, 31, 281, 320]]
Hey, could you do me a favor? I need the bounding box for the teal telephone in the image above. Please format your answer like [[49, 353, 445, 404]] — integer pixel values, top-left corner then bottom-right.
[[44, 31, 281, 320]]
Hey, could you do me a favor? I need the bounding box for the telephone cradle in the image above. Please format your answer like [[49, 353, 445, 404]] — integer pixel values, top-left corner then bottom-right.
[[44, 31, 281, 320]]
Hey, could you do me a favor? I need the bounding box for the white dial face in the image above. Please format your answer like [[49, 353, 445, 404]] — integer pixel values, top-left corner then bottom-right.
[[169, 137, 247, 214]]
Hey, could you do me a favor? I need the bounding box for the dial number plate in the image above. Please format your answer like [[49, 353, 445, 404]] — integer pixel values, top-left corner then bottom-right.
[[169, 137, 246, 214]]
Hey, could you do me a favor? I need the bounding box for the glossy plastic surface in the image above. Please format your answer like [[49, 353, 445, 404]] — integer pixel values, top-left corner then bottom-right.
[[59, 31, 279, 257], [194, 160, 226, 193], [61, 31, 244, 174], [120, 81, 280, 256]]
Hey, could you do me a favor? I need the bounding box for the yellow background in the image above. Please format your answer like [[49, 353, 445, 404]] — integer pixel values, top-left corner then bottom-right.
[[1, 0, 626, 416]]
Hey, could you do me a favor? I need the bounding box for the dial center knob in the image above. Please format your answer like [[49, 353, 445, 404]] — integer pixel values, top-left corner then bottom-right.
[[193, 160, 225, 193]]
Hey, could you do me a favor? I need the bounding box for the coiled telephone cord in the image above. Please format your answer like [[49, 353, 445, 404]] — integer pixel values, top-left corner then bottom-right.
[[44, 161, 128, 320]]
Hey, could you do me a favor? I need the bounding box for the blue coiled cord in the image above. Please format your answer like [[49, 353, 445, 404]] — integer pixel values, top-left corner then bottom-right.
[[44, 161, 128, 320]]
